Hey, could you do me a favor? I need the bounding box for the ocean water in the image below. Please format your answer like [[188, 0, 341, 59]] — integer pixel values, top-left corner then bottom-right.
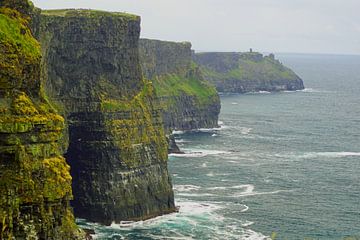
[[78, 54, 360, 239]]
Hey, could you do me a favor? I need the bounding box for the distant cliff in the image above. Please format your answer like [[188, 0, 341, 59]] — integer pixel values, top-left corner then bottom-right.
[[139, 39, 220, 132], [36, 9, 175, 224], [194, 52, 304, 93], [0, 2, 82, 239]]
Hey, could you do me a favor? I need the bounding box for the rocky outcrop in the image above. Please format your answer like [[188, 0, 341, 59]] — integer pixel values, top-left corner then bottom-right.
[[0, 1, 82, 239], [35, 10, 175, 224], [194, 52, 304, 93], [139, 39, 220, 132]]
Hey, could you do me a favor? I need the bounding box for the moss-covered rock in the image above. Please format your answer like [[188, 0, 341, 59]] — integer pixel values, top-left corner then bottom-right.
[[35, 9, 175, 225], [0, 1, 82, 239], [139, 39, 220, 132], [194, 52, 305, 93]]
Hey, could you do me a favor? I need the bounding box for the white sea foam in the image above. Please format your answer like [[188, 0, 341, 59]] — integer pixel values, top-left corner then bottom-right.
[[206, 184, 293, 198], [211, 133, 217, 137], [175, 139, 190, 143], [172, 130, 185, 135], [201, 162, 208, 168], [218, 120, 224, 125], [177, 192, 216, 197], [173, 184, 201, 192], [241, 221, 254, 227], [78, 199, 271, 240], [231, 102, 239, 105], [238, 127, 253, 135], [301, 152, 360, 159], [240, 205, 250, 213], [207, 184, 254, 191], [169, 149, 230, 158]]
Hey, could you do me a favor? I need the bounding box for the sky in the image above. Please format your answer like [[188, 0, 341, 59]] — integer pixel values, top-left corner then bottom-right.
[[32, 0, 360, 55]]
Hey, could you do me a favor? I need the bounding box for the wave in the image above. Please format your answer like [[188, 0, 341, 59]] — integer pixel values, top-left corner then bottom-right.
[[172, 130, 185, 135], [297, 88, 331, 93], [238, 127, 252, 135], [240, 205, 249, 213], [207, 184, 254, 191], [77, 200, 271, 240], [300, 151, 360, 159], [177, 192, 216, 197], [241, 221, 254, 227], [173, 184, 201, 192], [169, 149, 230, 158], [206, 184, 293, 198], [175, 139, 190, 143]]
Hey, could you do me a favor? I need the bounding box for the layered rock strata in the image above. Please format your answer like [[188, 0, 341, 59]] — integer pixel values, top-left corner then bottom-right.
[[0, 1, 82, 239], [36, 9, 175, 224], [139, 39, 220, 132], [194, 52, 304, 93]]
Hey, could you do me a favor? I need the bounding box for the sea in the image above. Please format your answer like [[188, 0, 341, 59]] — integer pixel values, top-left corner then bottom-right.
[[77, 53, 360, 240]]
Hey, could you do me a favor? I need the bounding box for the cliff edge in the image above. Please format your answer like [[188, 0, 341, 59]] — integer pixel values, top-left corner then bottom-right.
[[36, 9, 175, 224], [0, 1, 82, 239], [139, 39, 220, 132]]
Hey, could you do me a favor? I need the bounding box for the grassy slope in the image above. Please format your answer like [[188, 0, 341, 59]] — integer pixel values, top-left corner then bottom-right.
[[152, 64, 218, 106], [200, 55, 298, 82]]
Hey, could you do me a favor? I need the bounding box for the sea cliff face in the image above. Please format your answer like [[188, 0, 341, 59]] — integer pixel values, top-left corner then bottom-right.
[[139, 39, 220, 132], [35, 10, 175, 224], [194, 52, 304, 93], [0, 1, 81, 239]]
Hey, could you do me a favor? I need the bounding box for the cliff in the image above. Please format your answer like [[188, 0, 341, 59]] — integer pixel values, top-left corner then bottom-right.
[[139, 39, 220, 132], [0, 1, 82, 239], [194, 52, 304, 93], [35, 10, 175, 224]]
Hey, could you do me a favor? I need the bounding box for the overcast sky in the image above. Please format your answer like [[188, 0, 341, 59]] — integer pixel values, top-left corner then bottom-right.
[[32, 0, 360, 55]]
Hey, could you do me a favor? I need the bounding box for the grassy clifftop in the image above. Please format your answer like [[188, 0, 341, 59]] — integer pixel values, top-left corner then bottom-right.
[[41, 9, 139, 20], [194, 52, 304, 93]]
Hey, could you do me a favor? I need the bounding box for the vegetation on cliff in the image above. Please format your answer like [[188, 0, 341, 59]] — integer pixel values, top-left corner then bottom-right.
[[194, 52, 304, 93], [139, 39, 220, 131], [0, 1, 81, 239], [37, 10, 175, 224]]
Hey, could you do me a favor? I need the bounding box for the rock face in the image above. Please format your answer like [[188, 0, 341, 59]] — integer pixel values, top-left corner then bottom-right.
[[139, 39, 220, 132], [35, 10, 175, 224], [0, 2, 82, 239], [194, 52, 304, 93]]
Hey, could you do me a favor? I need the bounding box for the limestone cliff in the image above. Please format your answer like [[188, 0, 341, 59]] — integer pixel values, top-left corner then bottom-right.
[[139, 39, 220, 132], [35, 9, 175, 225], [194, 52, 304, 93], [0, 1, 82, 239]]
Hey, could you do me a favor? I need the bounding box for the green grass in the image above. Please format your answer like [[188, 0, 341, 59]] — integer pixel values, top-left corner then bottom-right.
[[152, 72, 217, 105], [41, 9, 139, 21], [0, 9, 40, 57], [200, 56, 297, 82]]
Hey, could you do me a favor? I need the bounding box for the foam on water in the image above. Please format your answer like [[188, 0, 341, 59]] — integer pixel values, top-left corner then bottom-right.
[[169, 149, 230, 158], [172, 130, 185, 135], [301, 151, 360, 158], [173, 184, 202, 192]]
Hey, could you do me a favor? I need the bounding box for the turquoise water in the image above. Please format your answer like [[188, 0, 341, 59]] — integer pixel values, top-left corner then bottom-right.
[[78, 54, 360, 239]]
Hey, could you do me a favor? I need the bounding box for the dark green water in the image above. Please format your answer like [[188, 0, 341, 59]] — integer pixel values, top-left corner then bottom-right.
[[78, 54, 360, 239]]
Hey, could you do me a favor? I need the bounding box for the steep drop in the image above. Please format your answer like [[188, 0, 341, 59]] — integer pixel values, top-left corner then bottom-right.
[[36, 9, 175, 224], [0, 2, 81, 239]]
